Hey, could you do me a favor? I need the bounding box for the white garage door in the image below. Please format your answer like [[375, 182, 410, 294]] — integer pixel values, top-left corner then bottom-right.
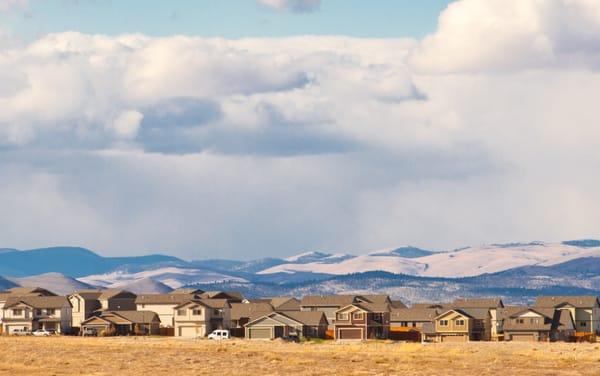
[[178, 326, 203, 338], [511, 334, 536, 342]]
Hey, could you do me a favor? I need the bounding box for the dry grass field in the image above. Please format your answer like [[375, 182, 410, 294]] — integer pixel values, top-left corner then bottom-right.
[[0, 337, 599, 375]]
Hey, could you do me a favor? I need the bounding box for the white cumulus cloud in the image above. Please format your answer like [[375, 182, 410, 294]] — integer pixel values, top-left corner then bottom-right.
[[1, 1, 600, 259]]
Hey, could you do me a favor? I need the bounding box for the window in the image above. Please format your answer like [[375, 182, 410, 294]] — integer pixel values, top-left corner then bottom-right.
[[13, 309, 23, 316], [35, 309, 42, 316], [353, 312, 364, 320], [455, 319, 465, 326], [214, 309, 222, 315], [516, 318, 524, 324], [192, 309, 202, 316], [46, 309, 55, 315], [529, 318, 539, 324], [177, 309, 186, 316], [439, 320, 449, 326], [580, 321, 587, 327], [337, 313, 349, 321]]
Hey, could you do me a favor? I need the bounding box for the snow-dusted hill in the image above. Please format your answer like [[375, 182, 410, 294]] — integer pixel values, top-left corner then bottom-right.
[[258, 242, 600, 278], [79, 267, 247, 289], [9, 273, 97, 295]]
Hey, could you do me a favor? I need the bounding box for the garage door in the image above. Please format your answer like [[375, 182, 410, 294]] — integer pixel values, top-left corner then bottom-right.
[[178, 326, 201, 338], [441, 335, 467, 343], [511, 334, 536, 342], [248, 327, 272, 339], [338, 328, 363, 340]]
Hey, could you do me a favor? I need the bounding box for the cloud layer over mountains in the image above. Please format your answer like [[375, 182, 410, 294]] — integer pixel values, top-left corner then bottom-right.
[[1, 0, 600, 259]]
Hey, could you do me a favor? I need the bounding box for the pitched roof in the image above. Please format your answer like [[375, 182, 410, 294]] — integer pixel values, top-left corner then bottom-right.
[[390, 300, 408, 309], [135, 294, 193, 305], [6, 287, 56, 296], [457, 308, 491, 320], [390, 308, 439, 322], [280, 311, 326, 326], [230, 302, 274, 321], [99, 289, 136, 300], [300, 295, 358, 307], [435, 309, 475, 320], [4, 296, 70, 309], [358, 295, 391, 304], [199, 291, 244, 301], [270, 297, 300, 310], [174, 298, 230, 310], [112, 310, 160, 324], [451, 298, 504, 309], [71, 290, 103, 300], [199, 299, 230, 309], [354, 302, 391, 313], [534, 296, 600, 308]]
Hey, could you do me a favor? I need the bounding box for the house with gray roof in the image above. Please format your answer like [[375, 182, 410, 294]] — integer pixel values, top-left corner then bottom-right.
[[245, 311, 327, 340], [534, 296, 600, 336]]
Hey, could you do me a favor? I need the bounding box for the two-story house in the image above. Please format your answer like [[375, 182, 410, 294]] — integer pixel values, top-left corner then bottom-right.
[[333, 302, 391, 341], [534, 296, 600, 336], [501, 307, 575, 341], [301, 294, 399, 334], [173, 299, 231, 337], [425, 309, 488, 342], [449, 298, 502, 341], [2, 296, 72, 334], [135, 290, 203, 328], [68, 289, 137, 331]]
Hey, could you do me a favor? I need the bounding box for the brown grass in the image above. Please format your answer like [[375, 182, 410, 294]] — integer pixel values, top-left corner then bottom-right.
[[0, 337, 599, 375]]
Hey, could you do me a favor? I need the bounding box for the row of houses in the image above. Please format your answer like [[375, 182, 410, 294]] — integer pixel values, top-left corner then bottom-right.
[[1, 287, 599, 342]]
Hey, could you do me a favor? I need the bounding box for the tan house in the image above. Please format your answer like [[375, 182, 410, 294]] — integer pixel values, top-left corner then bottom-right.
[[0, 287, 57, 334], [389, 308, 439, 341], [534, 296, 600, 336], [426, 309, 476, 342], [81, 311, 161, 336], [230, 302, 274, 329], [333, 302, 390, 341], [451, 298, 504, 340], [68, 289, 137, 331], [245, 311, 327, 340], [173, 299, 231, 338], [502, 307, 575, 342], [136, 291, 201, 328], [2, 296, 72, 334]]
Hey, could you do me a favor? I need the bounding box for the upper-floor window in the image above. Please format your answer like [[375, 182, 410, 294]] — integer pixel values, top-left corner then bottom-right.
[[580, 321, 587, 327], [516, 318, 524, 324], [46, 309, 55, 315], [455, 319, 465, 326], [12, 309, 23, 316], [35, 309, 43, 316], [439, 320, 449, 326], [353, 312, 364, 320], [177, 309, 186, 316], [214, 309, 222, 315], [337, 313, 349, 321], [529, 318, 539, 324], [192, 309, 202, 316]]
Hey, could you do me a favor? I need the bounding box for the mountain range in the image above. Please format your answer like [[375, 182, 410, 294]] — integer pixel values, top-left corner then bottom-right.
[[1, 240, 599, 304]]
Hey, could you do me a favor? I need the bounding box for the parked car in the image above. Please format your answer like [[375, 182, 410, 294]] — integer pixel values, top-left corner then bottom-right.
[[81, 328, 98, 337], [208, 329, 230, 340], [32, 329, 55, 337], [11, 329, 31, 336]]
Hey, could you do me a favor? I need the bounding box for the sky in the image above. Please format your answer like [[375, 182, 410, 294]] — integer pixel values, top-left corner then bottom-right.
[[1, 0, 600, 260]]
